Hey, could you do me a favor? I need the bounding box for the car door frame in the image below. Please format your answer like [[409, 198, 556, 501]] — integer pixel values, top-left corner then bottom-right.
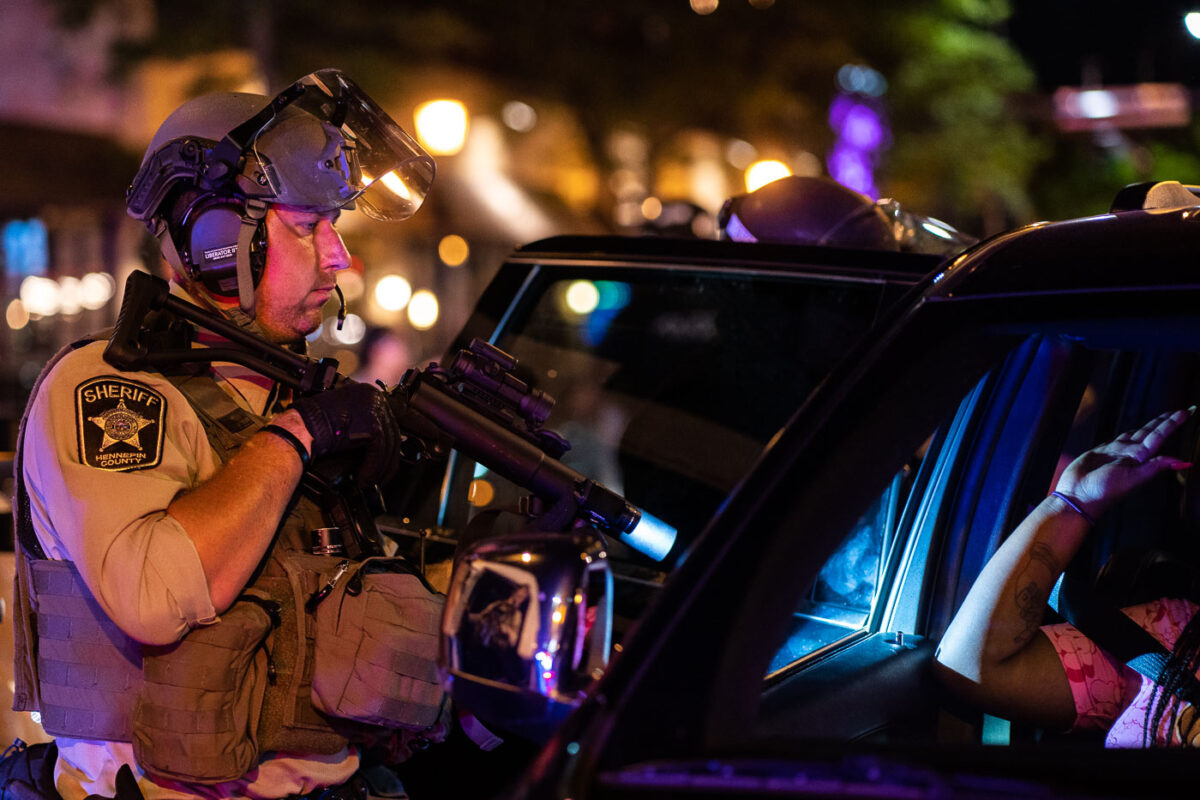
[[519, 240, 1200, 798]]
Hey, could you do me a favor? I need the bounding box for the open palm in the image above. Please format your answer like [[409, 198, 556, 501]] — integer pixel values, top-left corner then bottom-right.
[[1056, 407, 1194, 518]]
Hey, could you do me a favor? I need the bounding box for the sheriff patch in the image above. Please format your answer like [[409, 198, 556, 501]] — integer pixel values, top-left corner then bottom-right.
[[76, 376, 166, 472]]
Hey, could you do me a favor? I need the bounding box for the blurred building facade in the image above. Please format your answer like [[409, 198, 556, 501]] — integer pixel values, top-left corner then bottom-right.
[[3, 0, 860, 453], [0, 0, 598, 450]]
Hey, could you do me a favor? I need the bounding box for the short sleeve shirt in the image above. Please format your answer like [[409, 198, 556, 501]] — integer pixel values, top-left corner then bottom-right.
[[1041, 596, 1199, 747], [23, 339, 220, 643], [21, 326, 356, 799]]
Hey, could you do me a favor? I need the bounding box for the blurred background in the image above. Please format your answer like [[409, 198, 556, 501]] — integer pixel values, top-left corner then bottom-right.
[[4, 0, 1200, 446]]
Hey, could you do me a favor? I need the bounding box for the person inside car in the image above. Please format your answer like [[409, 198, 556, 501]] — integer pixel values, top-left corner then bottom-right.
[[935, 406, 1200, 746]]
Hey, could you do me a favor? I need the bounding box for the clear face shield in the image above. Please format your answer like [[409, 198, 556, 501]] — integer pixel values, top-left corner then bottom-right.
[[227, 68, 436, 220]]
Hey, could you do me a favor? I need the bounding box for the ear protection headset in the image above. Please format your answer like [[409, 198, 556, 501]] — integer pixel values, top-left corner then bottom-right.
[[164, 188, 268, 299]]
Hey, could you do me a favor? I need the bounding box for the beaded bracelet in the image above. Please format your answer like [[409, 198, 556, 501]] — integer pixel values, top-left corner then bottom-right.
[[1050, 490, 1096, 526], [261, 424, 310, 469]]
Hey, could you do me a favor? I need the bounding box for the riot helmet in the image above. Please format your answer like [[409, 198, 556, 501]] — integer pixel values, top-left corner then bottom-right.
[[127, 68, 436, 315]]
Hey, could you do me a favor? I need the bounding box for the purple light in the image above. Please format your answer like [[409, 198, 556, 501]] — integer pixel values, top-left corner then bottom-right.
[[828, 94, 857, 129], [827, 91, 890, 200], [841, 104, 886, 151], [826, 144, 878, 199]]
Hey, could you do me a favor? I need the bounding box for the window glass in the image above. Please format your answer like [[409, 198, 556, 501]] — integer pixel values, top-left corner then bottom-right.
[[757, 334, 1200, 712], [767, 482, 894, 673], [1057, 349, 1200, 597], [446, 267, 901, 641], [767, 451, 929, 674]]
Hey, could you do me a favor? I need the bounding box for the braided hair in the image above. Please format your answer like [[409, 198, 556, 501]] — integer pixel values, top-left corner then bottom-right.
[[1097, 547, 1200, 746], [1145, 609, 1200, 746]]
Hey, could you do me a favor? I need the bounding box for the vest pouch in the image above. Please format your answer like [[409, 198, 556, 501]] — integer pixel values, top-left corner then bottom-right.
[[132, 597, 273, 784], [28, 559, 142, 741], [311, 557, 446, 730]]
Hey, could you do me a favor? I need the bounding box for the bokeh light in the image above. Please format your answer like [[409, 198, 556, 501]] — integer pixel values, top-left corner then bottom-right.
[[745, 160, 792, 192], [690, 0, 718, 14], [565, 280, 600, 314], [438, 234, 470, 267], [641, 197, 663, 221], [6, 299, 29, 330], [725, 138, 758, 170], [20, 276, 60, 317], [595, 281, 632, 311], [836, 64, 888, 97], [58, 276, 82, 316], [613, 200, 644, 228], [1187, 11, 1200, 39], [468, 478, 496, 507], [414, 99, 469, 155], [407, 290, 439, 329], [375, 274, 413, 311], [324, 312, 366, 345], [501, 101, 538, 132], [79, 272, 115, 310]]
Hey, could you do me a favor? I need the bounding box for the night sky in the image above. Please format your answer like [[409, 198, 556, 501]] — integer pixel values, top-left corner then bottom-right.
[[1008, 1, 1200, 89]]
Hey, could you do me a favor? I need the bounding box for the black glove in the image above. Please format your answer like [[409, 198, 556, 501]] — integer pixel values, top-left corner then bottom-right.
[[291, 381, 401, 487]]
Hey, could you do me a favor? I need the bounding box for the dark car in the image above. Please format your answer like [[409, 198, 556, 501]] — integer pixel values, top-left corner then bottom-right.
[[392, 183, 1200, 798], [381, 233, 940, 633]]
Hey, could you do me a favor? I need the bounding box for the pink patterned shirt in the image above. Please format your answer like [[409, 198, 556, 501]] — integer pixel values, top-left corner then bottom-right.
[[1041, 597, 1199, 747]]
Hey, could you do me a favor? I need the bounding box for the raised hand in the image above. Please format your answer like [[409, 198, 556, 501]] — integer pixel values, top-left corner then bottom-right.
[[1055, 407, 1195, 520]]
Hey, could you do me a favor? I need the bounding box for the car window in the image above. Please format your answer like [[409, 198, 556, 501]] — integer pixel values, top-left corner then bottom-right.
[[767, 479, 897, 674], [751, 330, 1200, 741], [439, 266, 905, 641], [1054, 349, 1200, 595]]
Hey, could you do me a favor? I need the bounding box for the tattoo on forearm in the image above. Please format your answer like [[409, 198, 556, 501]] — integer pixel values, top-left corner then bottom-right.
[[1028, 542, 1062, 574], [1011, 542, 1062, 644]]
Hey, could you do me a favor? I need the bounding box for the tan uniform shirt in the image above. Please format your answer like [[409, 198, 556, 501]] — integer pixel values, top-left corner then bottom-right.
[[21, 312, 357, 799]]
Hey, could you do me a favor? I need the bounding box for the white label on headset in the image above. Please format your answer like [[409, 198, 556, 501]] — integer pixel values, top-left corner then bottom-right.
[[203, 244, 238, 263]]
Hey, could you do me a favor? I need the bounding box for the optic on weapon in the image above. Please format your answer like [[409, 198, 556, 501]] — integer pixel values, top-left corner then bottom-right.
[[390, 346, 641, 538]]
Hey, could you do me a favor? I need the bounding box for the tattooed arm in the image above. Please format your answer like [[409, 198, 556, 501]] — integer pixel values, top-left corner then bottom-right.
[[934, 408, 1194, 728]]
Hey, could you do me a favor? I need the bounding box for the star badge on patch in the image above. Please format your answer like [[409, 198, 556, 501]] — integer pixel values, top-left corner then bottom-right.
[[75, 376, 166, 471]]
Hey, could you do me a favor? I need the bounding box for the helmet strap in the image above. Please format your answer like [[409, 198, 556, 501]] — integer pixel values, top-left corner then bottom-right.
[[160, 233, 189, 275], [237, 199, 269, 317]]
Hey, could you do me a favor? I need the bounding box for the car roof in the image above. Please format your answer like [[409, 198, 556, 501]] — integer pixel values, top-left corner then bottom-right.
[[513, 234, 945, 282], [929, 205, 1200, 303]]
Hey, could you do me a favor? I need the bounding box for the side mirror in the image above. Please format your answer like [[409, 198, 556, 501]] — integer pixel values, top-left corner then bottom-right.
[[441, 529, 613, 741]]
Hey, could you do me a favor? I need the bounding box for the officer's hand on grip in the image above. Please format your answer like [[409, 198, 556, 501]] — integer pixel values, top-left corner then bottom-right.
[[292, 381, 402, 488]]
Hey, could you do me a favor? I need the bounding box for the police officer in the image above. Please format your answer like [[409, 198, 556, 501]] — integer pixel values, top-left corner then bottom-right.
[[6, 69, 441, 799]]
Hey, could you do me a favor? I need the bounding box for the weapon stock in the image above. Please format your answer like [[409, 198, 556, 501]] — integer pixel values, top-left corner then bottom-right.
[[107, 270, 341, 391]]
